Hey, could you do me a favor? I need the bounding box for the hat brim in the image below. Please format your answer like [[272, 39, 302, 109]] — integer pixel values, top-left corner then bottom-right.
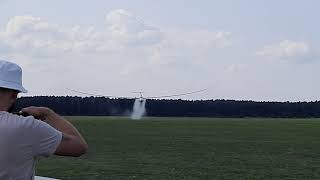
[[0, 79, 28, 93]]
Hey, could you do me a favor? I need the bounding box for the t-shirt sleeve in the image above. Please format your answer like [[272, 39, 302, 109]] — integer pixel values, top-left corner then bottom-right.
[[24, 117, 63, 158]]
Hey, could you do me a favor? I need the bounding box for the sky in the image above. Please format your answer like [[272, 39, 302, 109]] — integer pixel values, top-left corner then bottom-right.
[[0, 0, 319, 101]]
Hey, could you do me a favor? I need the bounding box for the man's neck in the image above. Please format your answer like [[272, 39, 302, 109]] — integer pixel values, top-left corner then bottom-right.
[[0, 103, 9, 112]]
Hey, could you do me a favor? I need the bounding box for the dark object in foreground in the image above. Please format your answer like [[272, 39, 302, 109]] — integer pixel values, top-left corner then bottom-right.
[[12, 112, 30, 117]]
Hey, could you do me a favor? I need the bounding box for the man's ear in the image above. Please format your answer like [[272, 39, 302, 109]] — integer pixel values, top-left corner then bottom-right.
[[10, 91, 18, 102]]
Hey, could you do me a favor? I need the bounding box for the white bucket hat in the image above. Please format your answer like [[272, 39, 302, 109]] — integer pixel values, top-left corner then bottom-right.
[[0, 60, 28, 93]]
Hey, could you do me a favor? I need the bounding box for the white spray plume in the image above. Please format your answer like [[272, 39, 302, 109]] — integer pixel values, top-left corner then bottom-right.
[[131, 99, 146, 120]]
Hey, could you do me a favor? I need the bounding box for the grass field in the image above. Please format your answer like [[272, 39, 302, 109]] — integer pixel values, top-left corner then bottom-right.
[[37, 117, 320, 180]]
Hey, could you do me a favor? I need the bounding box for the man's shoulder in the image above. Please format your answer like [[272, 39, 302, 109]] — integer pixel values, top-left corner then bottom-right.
[[0, 112, 38, 143], [0, 111, 38, 129]]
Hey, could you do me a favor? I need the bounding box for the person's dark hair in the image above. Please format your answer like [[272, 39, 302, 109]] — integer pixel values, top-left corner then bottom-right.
[[0, 87, 19, 94]]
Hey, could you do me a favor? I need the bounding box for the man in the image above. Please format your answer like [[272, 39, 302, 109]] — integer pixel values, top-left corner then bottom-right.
[[0, 60, 88, 179]]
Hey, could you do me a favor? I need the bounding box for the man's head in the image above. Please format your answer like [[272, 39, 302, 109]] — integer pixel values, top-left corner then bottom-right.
[[0, 87, 18, 112], [0, 60, 27, 112]]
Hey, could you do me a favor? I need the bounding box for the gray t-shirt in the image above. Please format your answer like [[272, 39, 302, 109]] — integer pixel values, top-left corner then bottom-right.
[[0, 111, 62, 180]]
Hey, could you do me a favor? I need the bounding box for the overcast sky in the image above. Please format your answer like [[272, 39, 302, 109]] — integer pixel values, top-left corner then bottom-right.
[[0, 0, 319, 101]]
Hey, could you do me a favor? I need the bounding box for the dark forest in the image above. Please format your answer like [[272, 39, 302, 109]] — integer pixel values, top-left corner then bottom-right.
[[13, 96, 320, 118]]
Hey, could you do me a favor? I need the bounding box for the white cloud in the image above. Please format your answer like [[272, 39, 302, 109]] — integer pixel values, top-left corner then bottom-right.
[[256, 40, 312, 61], [0, 15, 78, 55], [0, 9, 232, 97], [0, 10, 163, 56], [103, 9, 164, 51], [105, 9, 163, 46], [225, 64, 246, 73], [150, 29, 232, 65], [0, 9, 231, 62]]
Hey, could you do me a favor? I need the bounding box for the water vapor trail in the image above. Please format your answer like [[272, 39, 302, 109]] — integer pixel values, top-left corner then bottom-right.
[[131, 99, 146, 119]]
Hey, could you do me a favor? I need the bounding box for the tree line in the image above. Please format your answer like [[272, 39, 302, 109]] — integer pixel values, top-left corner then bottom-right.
[[14, 96, 320, 118]]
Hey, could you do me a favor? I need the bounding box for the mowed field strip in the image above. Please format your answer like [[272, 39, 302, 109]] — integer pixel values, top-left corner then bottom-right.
[[37, 117, 320, 180]]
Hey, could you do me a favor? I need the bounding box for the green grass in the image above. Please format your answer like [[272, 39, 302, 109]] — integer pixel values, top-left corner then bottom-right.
[[37, 117, 320, 180]]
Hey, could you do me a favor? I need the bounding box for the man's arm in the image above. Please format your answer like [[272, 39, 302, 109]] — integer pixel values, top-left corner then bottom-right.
[[21, 106, 88, 157]]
